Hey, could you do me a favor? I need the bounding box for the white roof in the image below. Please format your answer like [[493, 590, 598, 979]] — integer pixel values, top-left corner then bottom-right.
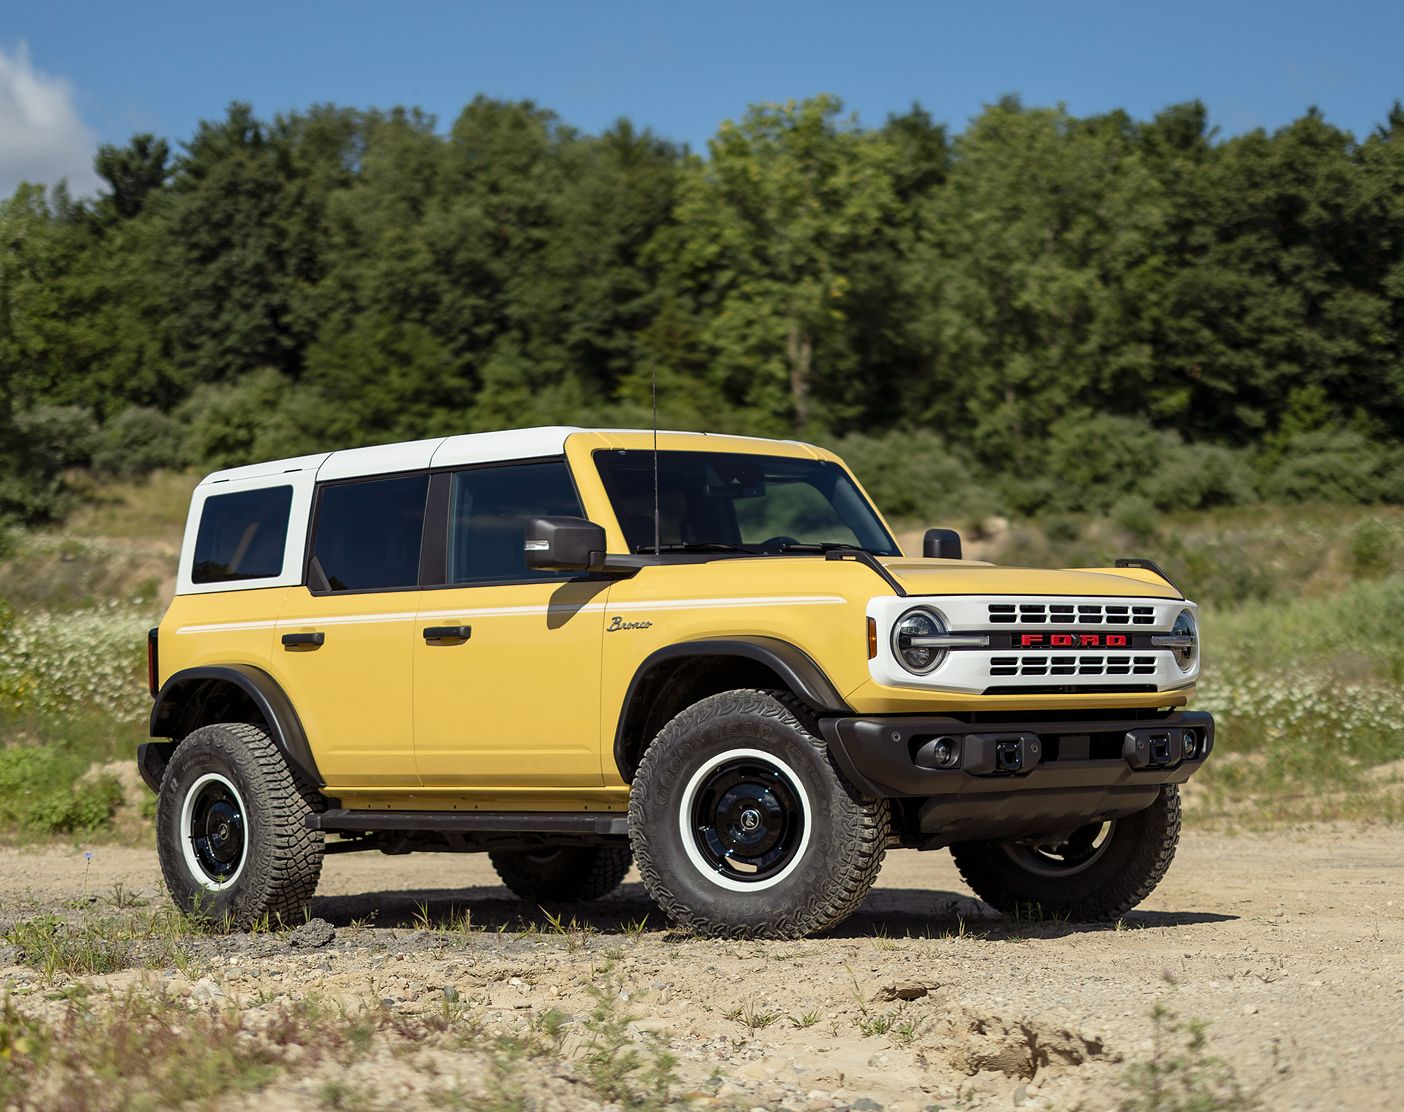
[[197, 426, 807, 487]]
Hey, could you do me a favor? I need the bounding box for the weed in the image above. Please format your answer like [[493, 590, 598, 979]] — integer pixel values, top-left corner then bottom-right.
[[790, 1008, 822, 1029], [1123, 1001, 1262, 1111], [577, 975, 680, 1110], [724, 1004, 782, 1030]]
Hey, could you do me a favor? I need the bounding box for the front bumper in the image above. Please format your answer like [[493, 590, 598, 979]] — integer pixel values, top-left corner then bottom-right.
[[819, 710, 1213, 846]]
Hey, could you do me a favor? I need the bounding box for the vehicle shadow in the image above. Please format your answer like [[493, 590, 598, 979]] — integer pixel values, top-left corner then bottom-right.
[[310, 882, 1237, 939]]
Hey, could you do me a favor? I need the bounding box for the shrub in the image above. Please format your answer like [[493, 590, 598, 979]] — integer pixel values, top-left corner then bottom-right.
[[1261, 429, 1394, 504], [14, 405, 101, 468], [1141, 442, 1258, 510], [177, 368, 290, 471], [93, 406, 186, 477], [1348, 520, 1398, 579], [1110, 494, 1159, 540], [1031, 413, 1257, 515], [830, 430, 993, 522]]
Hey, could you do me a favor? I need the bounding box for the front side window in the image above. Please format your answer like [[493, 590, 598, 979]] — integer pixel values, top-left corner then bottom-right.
[[311, 474, 429, 592], [448, 460, 583, 584], [192, 485, 292, 583], [594, 450, 899, 555]]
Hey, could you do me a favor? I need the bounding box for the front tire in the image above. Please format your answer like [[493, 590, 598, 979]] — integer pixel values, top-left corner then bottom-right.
[[156, 722, 324, 928], [951, 785, 1182, 921], [629, 689, 889, 939], [489, 846, 632, 902]]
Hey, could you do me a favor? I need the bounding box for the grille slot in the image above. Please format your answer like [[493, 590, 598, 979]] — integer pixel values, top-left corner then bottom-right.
[[988, 602, 1157, 626], [989, 653, 1157, 678]]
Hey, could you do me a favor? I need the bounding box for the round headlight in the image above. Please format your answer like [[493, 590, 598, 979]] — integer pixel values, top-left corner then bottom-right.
[[892, 607, 949, 674], [1170, 609, 1197, 672]]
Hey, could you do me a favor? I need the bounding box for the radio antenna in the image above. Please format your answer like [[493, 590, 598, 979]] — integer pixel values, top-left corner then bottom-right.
[[651, 356, 661, 556]]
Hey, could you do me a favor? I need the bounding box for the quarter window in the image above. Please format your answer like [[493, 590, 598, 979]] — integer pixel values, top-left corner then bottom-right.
[[448, 460, 583, 584], [311, 474, 429, 592], [192, 486, 292, 584]]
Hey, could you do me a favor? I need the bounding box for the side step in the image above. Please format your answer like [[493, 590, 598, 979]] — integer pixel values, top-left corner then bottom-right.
[[308, 809, 629, 837]]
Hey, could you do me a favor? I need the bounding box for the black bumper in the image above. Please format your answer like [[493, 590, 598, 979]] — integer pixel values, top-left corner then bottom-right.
[[819, 710, 1213, 846]]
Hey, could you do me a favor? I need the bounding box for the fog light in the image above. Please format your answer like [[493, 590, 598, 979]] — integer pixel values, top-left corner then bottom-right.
[[930, 737, 955, 767], [917, 735, 961, 769], [1182, 729, 1198, 758]]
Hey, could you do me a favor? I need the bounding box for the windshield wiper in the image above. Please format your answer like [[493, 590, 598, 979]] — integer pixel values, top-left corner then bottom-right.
[[777, 542, 869, 554], [633, 542, 758, 554]]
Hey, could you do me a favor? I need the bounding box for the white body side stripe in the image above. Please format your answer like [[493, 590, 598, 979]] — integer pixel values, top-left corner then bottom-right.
[[174, 595, 848, 635]]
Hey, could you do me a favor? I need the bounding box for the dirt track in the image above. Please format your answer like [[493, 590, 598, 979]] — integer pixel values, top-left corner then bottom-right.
[[2, 826, 1402, 1110]]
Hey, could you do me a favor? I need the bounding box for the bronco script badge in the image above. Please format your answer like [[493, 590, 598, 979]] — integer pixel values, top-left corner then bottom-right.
[[607, 616, 653, 632]]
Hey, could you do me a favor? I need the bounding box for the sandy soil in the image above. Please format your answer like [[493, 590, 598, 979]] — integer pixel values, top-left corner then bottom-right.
[[2, 826, 1401, 1110]]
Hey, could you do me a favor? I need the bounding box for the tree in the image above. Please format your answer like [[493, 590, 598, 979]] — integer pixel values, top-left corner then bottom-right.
[[662, 96, 900, 435]]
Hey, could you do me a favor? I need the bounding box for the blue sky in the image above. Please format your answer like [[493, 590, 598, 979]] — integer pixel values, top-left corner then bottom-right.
[[2, 0, 1402, 195]]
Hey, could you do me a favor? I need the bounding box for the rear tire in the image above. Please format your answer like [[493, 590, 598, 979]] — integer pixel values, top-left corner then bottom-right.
[[629, 689, 889, 939], [488, 846, 632, 902], [951, 785, 1182, 921], [156, 722, 324, 929]]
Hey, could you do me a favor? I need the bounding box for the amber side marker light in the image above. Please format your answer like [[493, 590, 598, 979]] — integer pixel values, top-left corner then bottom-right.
[[867, 617, 878, 659]]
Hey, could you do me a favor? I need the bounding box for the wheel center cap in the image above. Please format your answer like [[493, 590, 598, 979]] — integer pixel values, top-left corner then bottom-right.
[[739, 808, 762, 832]]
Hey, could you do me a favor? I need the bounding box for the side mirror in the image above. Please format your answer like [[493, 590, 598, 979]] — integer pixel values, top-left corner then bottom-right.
[[524, 516, 608, 572], [922, 527, 962, 560]]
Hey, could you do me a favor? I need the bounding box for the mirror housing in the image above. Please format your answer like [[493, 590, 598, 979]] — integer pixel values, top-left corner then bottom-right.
[[524, 516, 609, 572], [922, 527, 963, 560]]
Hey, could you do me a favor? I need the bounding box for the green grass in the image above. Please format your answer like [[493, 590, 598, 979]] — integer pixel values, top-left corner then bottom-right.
[[0, 707, 149, 839]]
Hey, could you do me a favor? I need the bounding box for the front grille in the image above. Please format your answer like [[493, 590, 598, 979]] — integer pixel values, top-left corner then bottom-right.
[[987, 602, 1156, 626], [989, 653, 1158, 678]]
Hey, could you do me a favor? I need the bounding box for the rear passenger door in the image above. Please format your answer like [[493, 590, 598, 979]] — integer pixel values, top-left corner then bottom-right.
[[412, 459, 608, 788], [267, 472, 429, 789]]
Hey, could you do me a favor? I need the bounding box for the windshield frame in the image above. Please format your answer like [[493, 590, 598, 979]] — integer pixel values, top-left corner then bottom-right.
[[591, 448, 901, 558]]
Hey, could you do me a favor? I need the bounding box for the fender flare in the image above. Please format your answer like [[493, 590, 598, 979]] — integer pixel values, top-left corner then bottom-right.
[[149, 664, 323, 787], [612, 636, 851, 780]]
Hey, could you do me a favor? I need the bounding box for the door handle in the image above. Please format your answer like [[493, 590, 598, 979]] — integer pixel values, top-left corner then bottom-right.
[[281, 632, 325, 648], [423, 625, 472, 643]]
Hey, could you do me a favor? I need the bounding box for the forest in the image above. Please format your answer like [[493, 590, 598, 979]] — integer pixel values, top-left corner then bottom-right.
[[3, 93, 1404, 526]]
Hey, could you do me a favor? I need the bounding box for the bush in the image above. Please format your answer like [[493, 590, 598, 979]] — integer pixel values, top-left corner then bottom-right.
[[1026, 413, 1257, 515], [1110, 494, 1159, 540], [1348, 520, 1399, 579], [1140, 442, 1258, 511], [0, 749, 122, 835], [0, 405, 99, 525], [177, 368, 290, 471], [830, 430, 993, 522], [14, 405, 100, 469], [92, 406, 186, 478], [1261, 429, 1396, 504]]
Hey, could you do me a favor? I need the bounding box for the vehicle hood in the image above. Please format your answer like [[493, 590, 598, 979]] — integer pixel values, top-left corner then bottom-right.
[[879, 559, 1183, 600]]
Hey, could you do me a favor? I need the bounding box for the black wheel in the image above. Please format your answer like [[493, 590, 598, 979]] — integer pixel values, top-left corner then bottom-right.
[[488, 846, 632, 903], [156, 722, 324, 928], [628, 689, 889, 939], [951, 785, 1182, 921]]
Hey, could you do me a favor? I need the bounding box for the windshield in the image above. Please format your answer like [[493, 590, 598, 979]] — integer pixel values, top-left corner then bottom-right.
[[593, 450, 899, 556]]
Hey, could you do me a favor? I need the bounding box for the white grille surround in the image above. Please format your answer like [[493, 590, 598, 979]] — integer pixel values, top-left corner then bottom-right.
[[867, 594, 1199, 695]]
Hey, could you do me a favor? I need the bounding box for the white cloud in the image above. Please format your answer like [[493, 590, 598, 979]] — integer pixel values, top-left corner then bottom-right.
[[0, 42, 100, 197]]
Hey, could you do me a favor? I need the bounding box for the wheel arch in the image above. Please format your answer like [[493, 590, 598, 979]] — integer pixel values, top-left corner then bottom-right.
[[612, 637, 850, 782], [147, 664, 323, 790]]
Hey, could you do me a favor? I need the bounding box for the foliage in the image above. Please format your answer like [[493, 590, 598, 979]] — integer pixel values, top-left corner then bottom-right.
[[1123, 1000, 1261, 1111], [1, 95, 1403, 500]]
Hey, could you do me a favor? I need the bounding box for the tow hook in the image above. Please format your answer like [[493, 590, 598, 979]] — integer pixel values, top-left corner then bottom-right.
[[1123, 726, 1203, 770]]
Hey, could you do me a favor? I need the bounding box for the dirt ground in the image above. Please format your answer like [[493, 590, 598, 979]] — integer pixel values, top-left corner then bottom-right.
[[2, 826, 1401, 1110]]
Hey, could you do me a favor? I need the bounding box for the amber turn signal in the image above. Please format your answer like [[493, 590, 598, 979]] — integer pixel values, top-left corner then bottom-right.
[[867, 616, 878, 659]]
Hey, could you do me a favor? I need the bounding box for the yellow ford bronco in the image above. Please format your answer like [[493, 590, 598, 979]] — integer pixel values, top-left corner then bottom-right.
[[141, 427, 1210, 938]]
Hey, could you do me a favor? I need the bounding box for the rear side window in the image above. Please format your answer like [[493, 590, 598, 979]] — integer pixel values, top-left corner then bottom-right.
[[310, 474, 429, 592], [192, 486, 292, 584], [449, 460, 582, 583]]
